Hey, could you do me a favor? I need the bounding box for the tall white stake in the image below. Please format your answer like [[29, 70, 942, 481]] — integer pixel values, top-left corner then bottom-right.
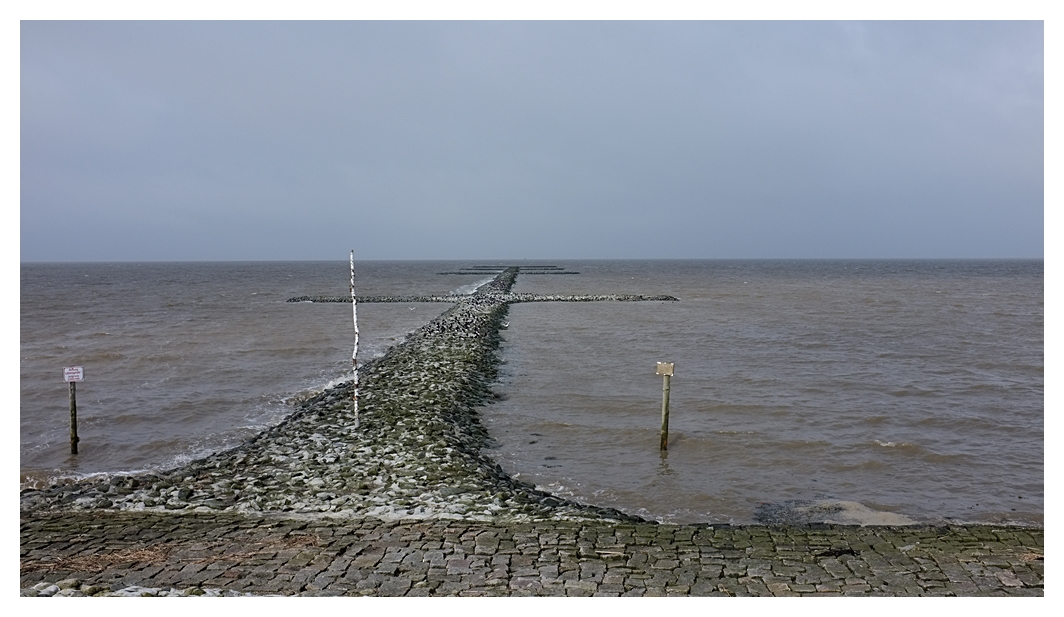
[[351, 250, 359, 428]]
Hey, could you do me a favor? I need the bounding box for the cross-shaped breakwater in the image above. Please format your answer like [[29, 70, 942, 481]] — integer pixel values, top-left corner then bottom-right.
[[21, 267, 672, 523], [286, 266, 677, 304]]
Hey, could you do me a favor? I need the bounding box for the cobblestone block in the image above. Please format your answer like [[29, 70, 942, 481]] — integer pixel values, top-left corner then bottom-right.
[[20, 504, 1044, 598]]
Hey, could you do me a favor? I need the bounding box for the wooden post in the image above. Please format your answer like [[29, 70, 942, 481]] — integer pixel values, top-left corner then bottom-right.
[[657, 362, 674, 451], [69, 381, 79, 455], [64, 366, 84, 454], [351, 250, 360, 429]]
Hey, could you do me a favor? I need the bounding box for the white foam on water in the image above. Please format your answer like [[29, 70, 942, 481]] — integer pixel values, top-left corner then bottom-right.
[[796, 499, 917, 526]]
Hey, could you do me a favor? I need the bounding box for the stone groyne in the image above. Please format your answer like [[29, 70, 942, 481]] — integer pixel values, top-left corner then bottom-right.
[[286, 293, 679, 303], [20, 268, 643, 523]]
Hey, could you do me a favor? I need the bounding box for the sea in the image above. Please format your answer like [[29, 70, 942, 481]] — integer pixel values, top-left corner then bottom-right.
[[20, 260, 1043, 526]]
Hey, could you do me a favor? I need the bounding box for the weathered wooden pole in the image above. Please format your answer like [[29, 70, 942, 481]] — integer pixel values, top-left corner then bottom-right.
[[69, 382, 79, 454], [64, 366, 84, 454], [657, 362, 674, 451], [351, 250, 360, 429]]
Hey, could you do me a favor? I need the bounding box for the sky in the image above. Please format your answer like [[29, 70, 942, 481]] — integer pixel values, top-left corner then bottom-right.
[[19, 20, 1044, 261]]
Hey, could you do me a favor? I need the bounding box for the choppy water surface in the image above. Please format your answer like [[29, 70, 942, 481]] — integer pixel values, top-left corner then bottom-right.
[[20, 262, 457, 482], [21, 260, 1042, 526]]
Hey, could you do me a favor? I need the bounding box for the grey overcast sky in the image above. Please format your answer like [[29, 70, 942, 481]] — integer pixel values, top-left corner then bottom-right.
[[20, 20, 1043, 261]]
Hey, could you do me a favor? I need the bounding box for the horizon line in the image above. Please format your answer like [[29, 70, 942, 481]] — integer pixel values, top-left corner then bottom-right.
[[19, 256, 1045, 264]]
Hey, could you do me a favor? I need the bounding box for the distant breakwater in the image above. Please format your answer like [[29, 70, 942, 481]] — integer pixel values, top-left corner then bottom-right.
[[437, 271, 582, 275], [21, 268, 675, 523], [287, 293, 680, 303]]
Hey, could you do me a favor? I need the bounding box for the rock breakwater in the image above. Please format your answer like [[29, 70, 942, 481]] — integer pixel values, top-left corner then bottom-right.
[[288, 295, 465, 303], [21, 268, 645, 524], [287, 294, 679, 304]]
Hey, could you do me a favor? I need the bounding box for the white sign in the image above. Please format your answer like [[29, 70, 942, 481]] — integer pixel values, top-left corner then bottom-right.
[[64, 366, 84, 382]]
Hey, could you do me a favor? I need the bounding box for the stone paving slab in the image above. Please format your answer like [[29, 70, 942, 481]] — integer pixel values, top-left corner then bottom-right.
[[21, 511, 1042, 596]]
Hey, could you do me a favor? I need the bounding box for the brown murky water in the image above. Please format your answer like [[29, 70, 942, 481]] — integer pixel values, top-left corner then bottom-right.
[[21, 260, 1042, 526]]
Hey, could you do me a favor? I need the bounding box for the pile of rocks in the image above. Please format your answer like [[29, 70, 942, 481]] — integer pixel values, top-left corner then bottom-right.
[[20, 268, 642, 524], [287, 295, 465, 303]]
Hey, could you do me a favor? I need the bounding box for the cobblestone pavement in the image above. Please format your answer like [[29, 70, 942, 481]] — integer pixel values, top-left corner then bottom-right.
[[21, 511, 1043, 596]]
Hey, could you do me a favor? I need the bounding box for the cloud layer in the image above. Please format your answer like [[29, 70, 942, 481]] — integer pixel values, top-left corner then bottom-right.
[[21, 21, 1043, 261]]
